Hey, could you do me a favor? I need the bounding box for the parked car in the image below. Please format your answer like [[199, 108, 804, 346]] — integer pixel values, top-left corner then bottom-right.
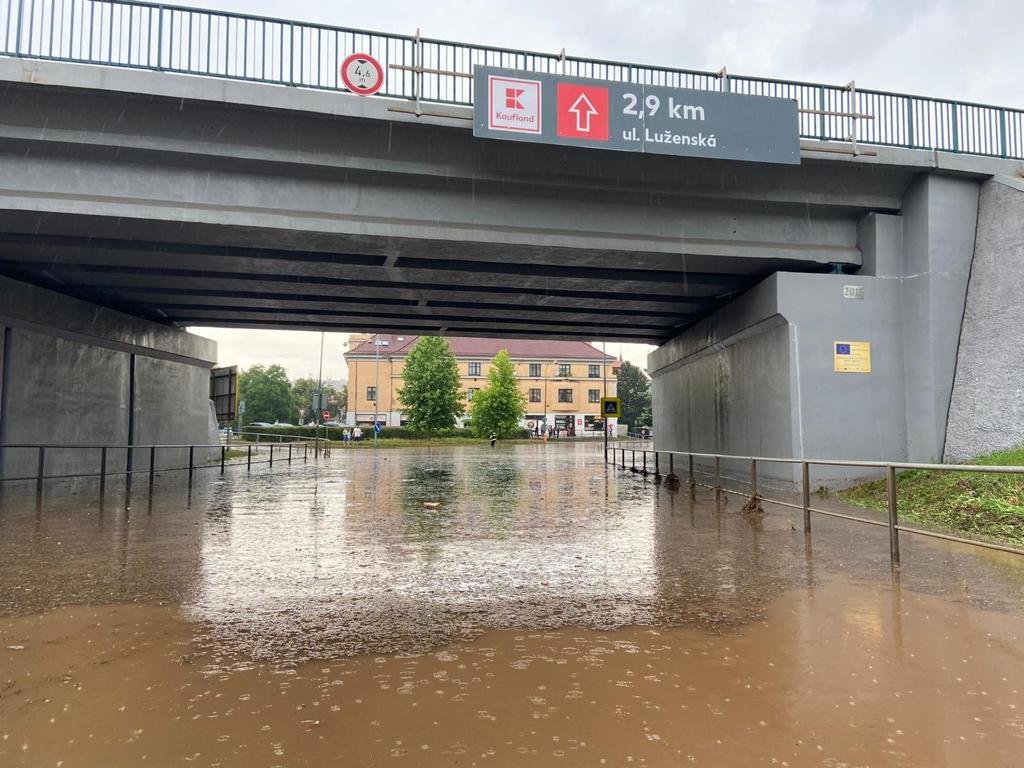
[[249, 421, 274, 428], [272, 422, 295, 428]]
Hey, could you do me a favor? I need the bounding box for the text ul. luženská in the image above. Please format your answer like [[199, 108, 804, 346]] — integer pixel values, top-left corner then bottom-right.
[[620, 92, 717, 146]]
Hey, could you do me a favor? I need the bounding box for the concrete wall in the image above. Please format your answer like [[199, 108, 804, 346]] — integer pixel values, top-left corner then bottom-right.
[[651, 272, 907, 486], [944, 177, 1024, 460], [0, 277, 216, 484], [650, 171, 987, 484], [899, 175, 980, 461]]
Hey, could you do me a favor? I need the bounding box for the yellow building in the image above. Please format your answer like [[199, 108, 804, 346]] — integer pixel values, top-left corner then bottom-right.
[[345, 335, 619, 435]]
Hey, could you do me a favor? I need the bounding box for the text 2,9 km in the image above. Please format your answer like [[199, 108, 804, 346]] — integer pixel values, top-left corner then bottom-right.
[[621, 93, 706, 121]]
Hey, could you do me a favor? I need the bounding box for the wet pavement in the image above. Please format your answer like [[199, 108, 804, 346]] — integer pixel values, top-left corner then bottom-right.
[[2, 442, 1024, 766]]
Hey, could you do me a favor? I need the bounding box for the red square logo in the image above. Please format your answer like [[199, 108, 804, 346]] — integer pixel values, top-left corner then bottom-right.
[[557, 83, 610, 140]]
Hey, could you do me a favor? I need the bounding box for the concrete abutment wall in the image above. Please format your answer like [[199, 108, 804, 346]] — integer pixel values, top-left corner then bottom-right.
[[0, 277, 217, 484], [650, 171, 1007, 485], [944, 177, 1024, 461]]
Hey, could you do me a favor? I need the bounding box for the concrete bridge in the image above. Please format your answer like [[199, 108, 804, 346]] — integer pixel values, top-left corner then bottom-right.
[[1, 0, 1023, 483]]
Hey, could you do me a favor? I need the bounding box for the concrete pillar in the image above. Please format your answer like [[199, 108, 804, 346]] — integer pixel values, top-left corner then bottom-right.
[[857, 212, 902, 278], [899, 174, 980, 462], [944, 177, 1024, 460]]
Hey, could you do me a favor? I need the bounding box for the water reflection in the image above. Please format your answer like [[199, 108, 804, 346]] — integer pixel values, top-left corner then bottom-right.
[[466, 454, 522, 529], [1, 443, 1024, 663]]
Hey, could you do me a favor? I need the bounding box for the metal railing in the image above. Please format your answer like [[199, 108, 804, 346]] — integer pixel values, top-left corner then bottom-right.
[[0, 431, 330, 510], [607, 446, 1024, 566], [1, 0, 1022, 159]]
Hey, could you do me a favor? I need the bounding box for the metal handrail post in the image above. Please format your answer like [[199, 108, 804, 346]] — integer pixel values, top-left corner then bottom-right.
[[750, 458, 758, 498], [642, 450, 647, 475], [654, 451, 659, 478], [621, 448, 625, 470], [887, 464, 900, 567], [687, 454, 694, 486], [156, 4, 164, 70], [220, 445, 226, 473], [714, 456, 721, 497], [269, 444, 274, 466], [631, 449, 636, 471], [188, 445, 194, 485], [998, 108, 1008, 158], [14, 0, 25, 55], [99, 446, 107, 502], [801, 460, 811, 533], [247, 443, 252, 470], [35, 446, 45, 508], [149, 445, 156, 495], [951, 102, 959, 152], [288, 443, 292, 464], [303, 442, 307, 462]]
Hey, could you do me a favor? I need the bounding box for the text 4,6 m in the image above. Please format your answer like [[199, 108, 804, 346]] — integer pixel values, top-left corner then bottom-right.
[[622, 93, 706, 121]]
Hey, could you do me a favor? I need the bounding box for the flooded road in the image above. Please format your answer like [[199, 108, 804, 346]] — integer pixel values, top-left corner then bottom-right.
[[2, 443, 1024, 766]]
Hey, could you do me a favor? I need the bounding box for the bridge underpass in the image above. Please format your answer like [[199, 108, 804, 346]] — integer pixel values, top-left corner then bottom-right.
[[1, 48, 1023, 485]]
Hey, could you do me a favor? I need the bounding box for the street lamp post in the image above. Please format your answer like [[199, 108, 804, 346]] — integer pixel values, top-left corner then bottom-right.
[[603, 340, 608, 462], [543, 359, 558, 439], [373, 336, 389, 442], [316, 331, 325, 457]]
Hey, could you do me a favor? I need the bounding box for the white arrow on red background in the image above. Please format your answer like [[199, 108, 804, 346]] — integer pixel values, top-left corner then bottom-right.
[[568, 92, 599, 132]]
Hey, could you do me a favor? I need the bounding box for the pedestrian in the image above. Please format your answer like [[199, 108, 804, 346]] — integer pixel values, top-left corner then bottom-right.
[[489, 432, 497, 447], [343, 428, 351, 445], [353, 426, 363, 442]]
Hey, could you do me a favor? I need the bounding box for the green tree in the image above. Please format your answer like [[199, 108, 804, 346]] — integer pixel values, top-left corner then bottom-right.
[[617, 361, 652, 430], [469, 350, 527, 438], [238, 364, 294, 424], [397, 336, 464, 433], [291, 377, 341, 423]]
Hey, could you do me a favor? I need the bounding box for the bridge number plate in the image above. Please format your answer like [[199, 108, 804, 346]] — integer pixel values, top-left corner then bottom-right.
[[834, 341, 871, 373], [341, 53, 384, 95]]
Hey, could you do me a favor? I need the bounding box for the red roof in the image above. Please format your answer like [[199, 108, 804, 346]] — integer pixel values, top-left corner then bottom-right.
[[346, 335, 614, 360]]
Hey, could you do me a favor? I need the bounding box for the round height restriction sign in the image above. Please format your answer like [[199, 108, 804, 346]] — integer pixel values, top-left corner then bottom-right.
[[340, 53, 384, 95]]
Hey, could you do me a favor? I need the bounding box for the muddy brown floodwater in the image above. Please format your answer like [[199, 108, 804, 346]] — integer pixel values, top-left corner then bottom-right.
[[2, 443, 1024, 766]]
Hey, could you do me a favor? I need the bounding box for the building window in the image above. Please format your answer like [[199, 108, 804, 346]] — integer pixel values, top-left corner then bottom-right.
[[367, 386, 377, 402], [529, 388, 542, 403], [468, 362, 482, 377], [558, 388, 573, 403], [529, 363, 541, 377], [467, 387, 475, 402], [588, 389, 601, 403], [589, 364, 601, 378], [558, 363, 572, 377]]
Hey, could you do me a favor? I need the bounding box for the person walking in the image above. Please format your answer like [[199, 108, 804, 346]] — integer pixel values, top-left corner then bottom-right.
[[489, 432, 498, 447], [353, 426, 363, 442]]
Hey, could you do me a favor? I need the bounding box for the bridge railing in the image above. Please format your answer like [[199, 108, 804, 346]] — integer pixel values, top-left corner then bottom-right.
[[2, 0, 1022, 159]]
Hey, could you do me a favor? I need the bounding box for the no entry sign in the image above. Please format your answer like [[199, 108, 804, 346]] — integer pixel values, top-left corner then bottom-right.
[[473, 66, 799, 164], [341, 53, 384, 95]]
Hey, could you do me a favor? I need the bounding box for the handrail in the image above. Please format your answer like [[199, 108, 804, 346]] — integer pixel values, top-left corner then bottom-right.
[[607, 445, 1024, 565], [0, 434, 332, 512], [1, 0, 1021, 159], [0, 431, 326, 449]]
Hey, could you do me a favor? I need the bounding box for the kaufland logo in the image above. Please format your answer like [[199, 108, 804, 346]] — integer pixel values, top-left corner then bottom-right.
[[488, 75, 542, 133]]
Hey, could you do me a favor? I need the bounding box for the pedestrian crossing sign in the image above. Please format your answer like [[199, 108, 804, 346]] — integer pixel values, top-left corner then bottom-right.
[[600, 397, 621, 418]]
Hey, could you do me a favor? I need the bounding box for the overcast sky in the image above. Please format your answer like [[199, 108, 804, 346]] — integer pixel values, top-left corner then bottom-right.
[[187, 0, 1024, 382]]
